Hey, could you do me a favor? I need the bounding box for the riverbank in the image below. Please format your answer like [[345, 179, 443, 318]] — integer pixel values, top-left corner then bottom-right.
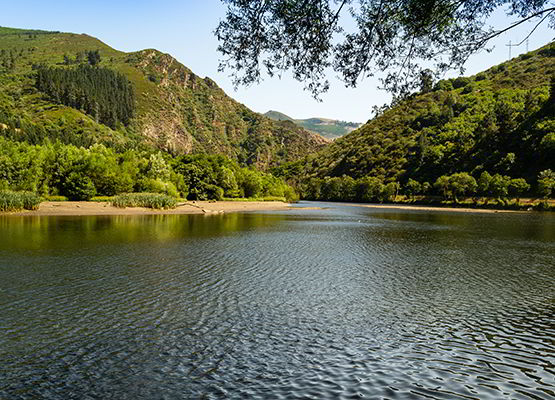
[[332, 196, 554, 213], [348, 203, 527, 213], [6, 201, 291, 216]]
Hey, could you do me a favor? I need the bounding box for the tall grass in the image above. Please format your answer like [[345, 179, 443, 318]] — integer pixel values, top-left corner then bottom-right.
[[0, 191, 42, 211], [112, 193, 177, 209]]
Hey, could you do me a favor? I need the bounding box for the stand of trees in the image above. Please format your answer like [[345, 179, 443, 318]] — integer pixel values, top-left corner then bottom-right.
[[35, 64, 135, 129], [0, 137, 297, 201], [300, 171, 553, 205]]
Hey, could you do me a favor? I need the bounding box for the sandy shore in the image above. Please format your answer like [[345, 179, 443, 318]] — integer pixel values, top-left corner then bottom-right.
[[346, 203, 527, 213], [7, 201, 292, 216]]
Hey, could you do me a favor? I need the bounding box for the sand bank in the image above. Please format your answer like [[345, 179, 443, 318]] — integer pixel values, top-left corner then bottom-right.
[[7, 201, 291, 216], [347, 203, 527, 213]]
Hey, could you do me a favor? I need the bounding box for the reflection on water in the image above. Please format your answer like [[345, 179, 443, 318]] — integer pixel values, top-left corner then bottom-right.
[[1, 205, 554, 399]]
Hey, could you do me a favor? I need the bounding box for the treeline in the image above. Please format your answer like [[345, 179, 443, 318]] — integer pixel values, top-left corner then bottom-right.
[[0, 137, 297, 201], [35, 64, 135, 129], [301, 171, 554, 203]]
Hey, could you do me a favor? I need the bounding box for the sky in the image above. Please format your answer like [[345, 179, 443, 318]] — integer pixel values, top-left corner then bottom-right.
[[0, 0, 553, 122]]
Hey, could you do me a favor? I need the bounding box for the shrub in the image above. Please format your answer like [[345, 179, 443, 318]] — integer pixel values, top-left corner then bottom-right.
[[434, 80, 453, 91], [62, 172, 97, 201], [462, 83, 474, 94], [136, 178, 178, 198], [112, 193, 177, 209], [453, 77, 472, 89], [0, 191, 41, 211]]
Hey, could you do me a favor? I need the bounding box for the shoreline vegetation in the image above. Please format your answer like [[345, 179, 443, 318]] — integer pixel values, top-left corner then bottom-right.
[[1, 194, 553, 217]]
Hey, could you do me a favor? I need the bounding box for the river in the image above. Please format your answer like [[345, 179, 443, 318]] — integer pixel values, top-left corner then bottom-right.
[[1, 203, 554, 399]]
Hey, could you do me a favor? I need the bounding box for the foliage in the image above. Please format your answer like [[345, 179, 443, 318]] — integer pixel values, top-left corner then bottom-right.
[[538, 169, 555, 198], [0, 26, 326, 171], [216, 0, 555, 97], [0, 136, 298, 204], [112, 193, 177, 209], [0, 191, 41, 211], [35, 64, 134, 128], [404, 179, 422, 199], [62, 172, 97, 200], [281, 44, 555, 200]]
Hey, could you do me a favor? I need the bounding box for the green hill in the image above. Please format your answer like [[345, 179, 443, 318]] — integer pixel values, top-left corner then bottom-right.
[[264, 110, 295, 122], [0, 27, 328, 170], [275, 44, 555, 201], [264, 111, 361, 139]]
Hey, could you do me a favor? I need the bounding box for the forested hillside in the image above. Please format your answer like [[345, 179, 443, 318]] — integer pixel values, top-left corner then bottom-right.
[[0, 26, 329, 203], [275, 44, 555, 202], [0, 27, 328, 170]]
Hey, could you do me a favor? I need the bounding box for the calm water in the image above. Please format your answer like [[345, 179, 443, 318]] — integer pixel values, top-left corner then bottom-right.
[[1, 203, 554, 399]]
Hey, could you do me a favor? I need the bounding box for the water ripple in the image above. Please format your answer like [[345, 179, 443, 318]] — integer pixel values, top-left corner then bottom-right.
[[1, 208, 554, 399]]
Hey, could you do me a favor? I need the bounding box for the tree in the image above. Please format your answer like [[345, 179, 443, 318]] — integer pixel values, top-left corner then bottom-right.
[[434, 175, 451, 199], [447, 173, 477, 202], [508, 178, 530, 203], [538, 169, 555, 198], [87, 50, 101, 66], [62, 172, 97, 201], [404, 178, 422, 200], [216, 0, 555, 97], [489, 174, 511, 201], [356, 176, 384, 202], [478, 171, 492, 197]]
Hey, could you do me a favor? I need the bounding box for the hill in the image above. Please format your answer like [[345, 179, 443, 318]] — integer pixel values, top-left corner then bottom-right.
[[275, 44, 555, 201], [0, 27, 328, 170], [264, 110, 361, 139]]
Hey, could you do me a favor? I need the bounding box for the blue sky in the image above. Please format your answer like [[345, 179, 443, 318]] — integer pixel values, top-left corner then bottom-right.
[[1, 0, 553, 122]]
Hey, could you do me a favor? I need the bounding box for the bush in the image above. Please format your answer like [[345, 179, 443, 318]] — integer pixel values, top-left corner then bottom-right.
[[136, 178, 179, 198], [462, 83, 474, 94], [62, 172, 97, 201], [453, 77, 472, 89], [434, 80, 454, 91], [0, 191, 41, 211], [112, 193, 178, 209]]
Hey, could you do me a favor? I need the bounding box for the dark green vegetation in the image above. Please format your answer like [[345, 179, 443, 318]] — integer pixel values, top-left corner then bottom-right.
[[0, 137, 298, 202], [35, 64, 134, 129], [0, 26, 327, 204], [112, 193, 178, 209], [0, 191, 41, 211], [0, 26, 327, 169], [275, 44, 555, 208], [264, 110, 361, 139]]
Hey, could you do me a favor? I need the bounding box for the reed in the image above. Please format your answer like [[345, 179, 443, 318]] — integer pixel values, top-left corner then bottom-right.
[[112, 193, 177, 209], [0, 191, 42, 211]]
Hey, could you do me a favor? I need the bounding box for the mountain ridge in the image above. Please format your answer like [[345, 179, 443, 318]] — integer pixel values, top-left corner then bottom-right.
[[273, 43, 555, 199], [0, 26, 329, 170], [264, 110, 362, 139]]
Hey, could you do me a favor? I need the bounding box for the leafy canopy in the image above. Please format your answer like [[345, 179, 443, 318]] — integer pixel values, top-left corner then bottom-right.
[[216, 0, 555, 97]]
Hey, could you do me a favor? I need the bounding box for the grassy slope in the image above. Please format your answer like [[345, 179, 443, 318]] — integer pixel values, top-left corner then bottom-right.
[[0, 27, 328, 169], [300, 44, 555, 184], [264, 110, 361, 139]]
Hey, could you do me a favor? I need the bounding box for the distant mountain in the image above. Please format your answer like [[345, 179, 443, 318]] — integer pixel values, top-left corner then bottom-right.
[[0, 26, 328, 170], [264, 110, 294, 122], [264, 111, 362, 139]]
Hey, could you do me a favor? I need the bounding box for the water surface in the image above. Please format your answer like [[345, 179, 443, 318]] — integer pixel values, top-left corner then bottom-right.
[[1, 203, 554, 399]]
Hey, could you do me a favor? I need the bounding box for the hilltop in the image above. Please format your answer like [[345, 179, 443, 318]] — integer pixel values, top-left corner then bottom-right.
[[264, 110, 361, 139], [275, 43, 555, 201], [0, 27, 328, 169]]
